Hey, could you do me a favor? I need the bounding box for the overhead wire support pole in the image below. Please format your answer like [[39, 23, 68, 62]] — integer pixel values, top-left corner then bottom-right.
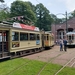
[[66, 11, 68, 33]]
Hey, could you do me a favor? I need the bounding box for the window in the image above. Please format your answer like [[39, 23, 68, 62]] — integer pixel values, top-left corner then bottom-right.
[[52, 36, 54, 41], [47, 34, 49, 40], [68, 35, 71, 40], [44, 35, 46, 40], [30, 33, 36, 40], [36, 34, 40, 40], [20, 33, 28, 41], [72, 35, 74, 40], [12, 32, 19, 41], [0, 33, 2, 42]]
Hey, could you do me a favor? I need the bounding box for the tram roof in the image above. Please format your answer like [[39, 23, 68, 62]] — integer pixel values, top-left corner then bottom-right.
[[66, 32, 75, 35], [0, 22, 40, 32]]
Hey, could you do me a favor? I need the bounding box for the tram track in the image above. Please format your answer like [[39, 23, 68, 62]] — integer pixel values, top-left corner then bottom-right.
[[5, 50, 62, 75], [5, 59, 32, 75], [36, 51, 65, 75], [54, 56, 75, 75], [36, 48, 75, 75], [5, 47, 75, 75]]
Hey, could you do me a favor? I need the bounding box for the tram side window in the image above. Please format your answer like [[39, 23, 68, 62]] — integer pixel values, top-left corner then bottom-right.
[[12, 32, 19, 41], [47, 34, 49, 40], [30, 33, 36, 40], [36, 34, 40, 40], [52, 37, 54, 40], [72, 35, 74, 40], [0, 34, 2, 42], [20, 33, 28, 41], [44, 35, 46, 40]]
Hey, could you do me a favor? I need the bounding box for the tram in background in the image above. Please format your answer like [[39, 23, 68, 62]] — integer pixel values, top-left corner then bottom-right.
[[0, 22, 54, 60], [66, 32, 75, 47]]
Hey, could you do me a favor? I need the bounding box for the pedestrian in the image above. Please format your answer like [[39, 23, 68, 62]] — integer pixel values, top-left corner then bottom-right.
[[56, 40, 57, 45], [59, 39, 63, 51], [63, 38, 67, 51]]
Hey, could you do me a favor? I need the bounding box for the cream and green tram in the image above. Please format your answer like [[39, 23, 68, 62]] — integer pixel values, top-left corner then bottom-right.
[[0, 23, 42, 59]]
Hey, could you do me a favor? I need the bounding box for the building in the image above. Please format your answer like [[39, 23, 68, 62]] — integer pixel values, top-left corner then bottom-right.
[[51, 17, 75, 42]]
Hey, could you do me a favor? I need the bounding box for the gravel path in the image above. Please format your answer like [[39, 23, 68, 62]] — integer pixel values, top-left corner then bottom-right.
[[23, 46, 75, 67]]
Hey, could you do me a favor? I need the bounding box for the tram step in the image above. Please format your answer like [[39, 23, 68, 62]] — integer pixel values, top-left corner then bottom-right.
[[0, 56, 11, 60]]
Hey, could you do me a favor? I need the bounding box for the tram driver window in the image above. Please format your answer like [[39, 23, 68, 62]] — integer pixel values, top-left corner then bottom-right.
[[12, 32, 19, 41], [68, 35, 71, 40]]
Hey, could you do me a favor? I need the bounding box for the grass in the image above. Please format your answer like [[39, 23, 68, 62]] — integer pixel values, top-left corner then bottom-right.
[[0, 58, 75, 75]]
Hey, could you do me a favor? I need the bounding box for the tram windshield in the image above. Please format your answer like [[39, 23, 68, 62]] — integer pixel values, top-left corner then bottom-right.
[[68, 35, 71, 40], [68, 35, 74, 40]]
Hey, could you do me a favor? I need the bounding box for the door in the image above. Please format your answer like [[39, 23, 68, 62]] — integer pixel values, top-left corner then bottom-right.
[[0, 31, 9, 57]]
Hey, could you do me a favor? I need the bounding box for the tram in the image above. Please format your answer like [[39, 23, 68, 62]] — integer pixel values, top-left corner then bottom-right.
[[0, 22, 54, 59], [66, 32, 75, 47]]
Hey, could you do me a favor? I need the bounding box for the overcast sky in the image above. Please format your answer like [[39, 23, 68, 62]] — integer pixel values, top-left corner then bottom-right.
[[2, 0, 75, 18]]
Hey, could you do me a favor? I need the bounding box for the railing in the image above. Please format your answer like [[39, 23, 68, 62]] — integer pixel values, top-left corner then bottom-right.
[[0, 21, 13, 27]]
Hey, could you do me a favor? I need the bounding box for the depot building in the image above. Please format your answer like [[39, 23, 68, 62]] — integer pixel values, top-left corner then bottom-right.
[[51, 17, 75, 42]]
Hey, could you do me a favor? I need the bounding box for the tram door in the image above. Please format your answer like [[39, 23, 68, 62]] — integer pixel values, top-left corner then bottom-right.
[[0, 31, 9, 55]]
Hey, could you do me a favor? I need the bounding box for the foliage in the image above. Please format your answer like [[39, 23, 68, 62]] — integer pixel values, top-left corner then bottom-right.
[[51, 14, 66, 24], [0, 4, 10, 21], [0, 0, 4, 2], [25, 1, 36, 13], [70, 10, 75, 18], [10, 0, 36, 25], [0, 10, 9, 21], [35, 3, 53, 31]]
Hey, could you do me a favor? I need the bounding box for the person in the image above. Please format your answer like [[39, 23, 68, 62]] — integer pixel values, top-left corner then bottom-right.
[[63, 38, 67, 51], [56, 40, 57, 45], [59, 39, 63, 51]]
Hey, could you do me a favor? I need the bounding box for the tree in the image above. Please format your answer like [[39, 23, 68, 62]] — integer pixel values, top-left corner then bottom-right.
[[35, 3, 53, 31], [0, 0, 4, 3], [51, 14, 66, 24], [70, 10, 75, 18], [25, 1, 36, 13], [0, 4, 10, 21], [10, 0, 36, 25]]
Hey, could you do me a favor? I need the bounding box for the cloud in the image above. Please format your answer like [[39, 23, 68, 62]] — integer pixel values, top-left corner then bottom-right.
[[65, 0, 75, 12], [57, 0, 75, 12]]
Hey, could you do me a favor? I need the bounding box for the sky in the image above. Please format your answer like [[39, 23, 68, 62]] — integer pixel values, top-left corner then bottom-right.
[[2, 0, 75, 18]]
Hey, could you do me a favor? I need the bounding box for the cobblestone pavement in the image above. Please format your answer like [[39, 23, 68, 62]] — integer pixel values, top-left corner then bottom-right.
[[23, 45, 75, 67]]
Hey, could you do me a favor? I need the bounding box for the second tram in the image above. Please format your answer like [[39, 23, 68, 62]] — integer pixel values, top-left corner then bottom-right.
[[66, 32, 75, 47]]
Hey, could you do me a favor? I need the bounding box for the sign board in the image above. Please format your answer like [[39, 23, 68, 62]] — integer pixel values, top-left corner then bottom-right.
[[13, 22, 39, 31]]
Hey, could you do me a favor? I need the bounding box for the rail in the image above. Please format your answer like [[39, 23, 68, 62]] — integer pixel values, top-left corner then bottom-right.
[[55, 56, 75, 75]]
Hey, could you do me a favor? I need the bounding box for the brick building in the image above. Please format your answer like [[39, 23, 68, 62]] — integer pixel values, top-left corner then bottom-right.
[[51, 17, 75, 42]]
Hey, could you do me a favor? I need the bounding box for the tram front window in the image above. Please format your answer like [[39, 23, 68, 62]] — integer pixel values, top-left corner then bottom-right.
[[68, 35, 71, 40]]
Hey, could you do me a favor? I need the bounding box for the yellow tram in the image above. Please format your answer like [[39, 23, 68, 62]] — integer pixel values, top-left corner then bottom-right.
[[0, 22, 54, 59]]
